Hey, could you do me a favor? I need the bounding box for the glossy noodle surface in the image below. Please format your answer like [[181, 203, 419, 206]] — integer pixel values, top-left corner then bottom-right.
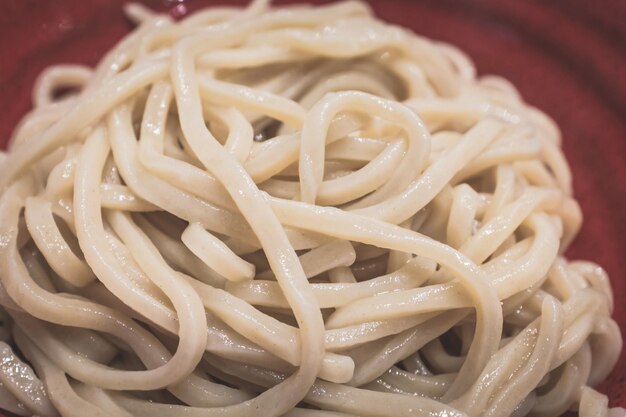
[[0, 1, 623, 416]]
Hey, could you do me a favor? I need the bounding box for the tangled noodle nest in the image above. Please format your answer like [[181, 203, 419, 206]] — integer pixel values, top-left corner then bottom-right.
[[0, 1, 622, 417]]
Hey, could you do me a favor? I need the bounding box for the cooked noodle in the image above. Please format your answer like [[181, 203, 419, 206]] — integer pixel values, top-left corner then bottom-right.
[[0, 1, 623, 416]]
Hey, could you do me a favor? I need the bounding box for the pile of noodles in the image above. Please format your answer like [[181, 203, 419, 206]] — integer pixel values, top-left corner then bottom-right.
[[0, 1, 623, 416]]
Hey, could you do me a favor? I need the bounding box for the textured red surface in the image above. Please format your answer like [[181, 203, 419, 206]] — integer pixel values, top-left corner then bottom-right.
[[0, 0, 624, 415]]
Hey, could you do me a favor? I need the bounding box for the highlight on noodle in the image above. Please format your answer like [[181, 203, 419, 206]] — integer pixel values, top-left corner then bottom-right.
[[0, 1, 622, 416]]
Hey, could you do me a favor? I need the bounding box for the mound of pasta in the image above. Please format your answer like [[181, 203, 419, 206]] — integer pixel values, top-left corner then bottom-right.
[[0, 1, 622, 416]]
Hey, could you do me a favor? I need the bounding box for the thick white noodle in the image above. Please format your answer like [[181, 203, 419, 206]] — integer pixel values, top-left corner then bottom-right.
[[0, 1, 622, 417]]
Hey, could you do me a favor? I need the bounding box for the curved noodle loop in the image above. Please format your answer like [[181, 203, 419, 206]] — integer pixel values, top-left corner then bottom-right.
[[0, 1, 622, 417]]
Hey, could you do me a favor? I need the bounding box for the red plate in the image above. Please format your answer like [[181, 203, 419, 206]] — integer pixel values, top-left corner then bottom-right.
[[0, 0, 624, 415]]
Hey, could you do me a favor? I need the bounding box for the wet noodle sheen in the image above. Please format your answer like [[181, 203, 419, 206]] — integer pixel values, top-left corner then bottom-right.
[[0, 1, 623, 417]]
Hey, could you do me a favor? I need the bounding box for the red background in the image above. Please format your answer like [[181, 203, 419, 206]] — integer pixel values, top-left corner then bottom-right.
[[0, 0, 624, 414]]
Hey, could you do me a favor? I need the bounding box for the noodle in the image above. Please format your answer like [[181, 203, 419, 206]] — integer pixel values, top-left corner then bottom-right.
[[0, 1, 623, 416]]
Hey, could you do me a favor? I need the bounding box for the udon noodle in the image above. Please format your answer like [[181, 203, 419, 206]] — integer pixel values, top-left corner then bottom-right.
[[0, 1, 622, 416]]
